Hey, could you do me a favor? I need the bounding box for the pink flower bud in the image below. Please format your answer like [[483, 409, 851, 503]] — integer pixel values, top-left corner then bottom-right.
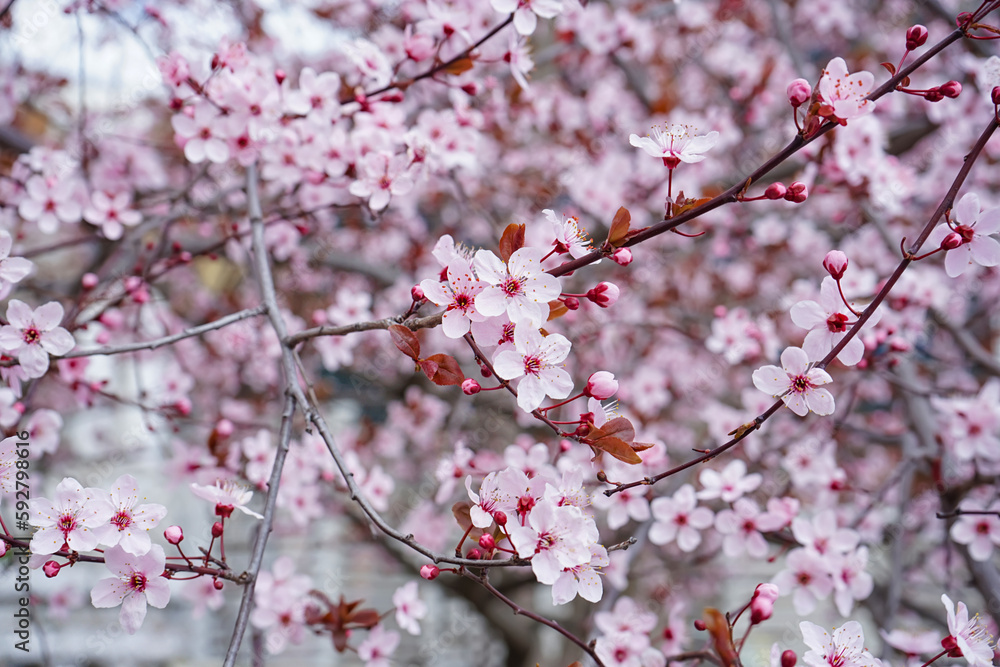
[[750, 583, 780, 624], [752, 582, 780, 601], [462, 378, 481, 395], [212, 521, 225, 537], [410, 284, 425, 301], [587, 282, 620, 308], [905, 24, 929, 50], [466, 548, 482, 560], [214, 579, 224, 590], [82, 273, 99, 289], [215, 419, 234, 438], [782, 650, 798, 667], [941, 231, 964, 250], [786, 79, 812, 107], [493, 511, 508, 526], [461, 82, 479, 96], [420, 564, 440, 580], [274, 69, 286, 85], [993, 87, 1000, 105], [940, 80, 962, 98], [479, 534, 496, 550], [694, 620, 707, 631], [43, 560, 61, 578], [612, 247, 633, 266], [924, 88, 944, 103], [563, 296, 580, 310], [0, 540, 6, 557], [764, 183, 787, 200], [823, 250, 849, 280], [164, 525, 184, 545], [784, 182, 808, 203], [585, 371, 619, 399]]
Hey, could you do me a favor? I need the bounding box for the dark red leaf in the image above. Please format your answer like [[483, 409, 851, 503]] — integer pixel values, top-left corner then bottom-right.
[[499, 223, 526, 262], [389, 324, 420, 360]]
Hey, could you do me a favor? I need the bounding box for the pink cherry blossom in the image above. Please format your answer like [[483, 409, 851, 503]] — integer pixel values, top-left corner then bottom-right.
[[545, 209, 594, 258], [0, 300, 75, 379], [190, 479, 263, 519], [419, 259, 486, 338], [791, 277, 880, 366], [348, 151, 414, 212], [392, 581, 427, 635], [83, 191, 142, 240], [752, 346, 835, 417], [90, 545, 171, 634], [508, 499, 599, 585], [28, 477, 116, 555], [0, 230, 33, 293], [629, 123, 720, 168], [649, 484, 714, 552], [941, 594, 995, 667], [491, 0, 564, 36], [949, 502, 1000, 562], [791, 509, 860, 556], [93, 474, 168, 556], [714, 498, 785, 558], [492, 325, 573, 413], [357, 624, 400, 667], [171, 102, 232, 164], [506, 33, 535, 90], [772, 548, 833, 614], [284, 67, 342, 121], [552, 543, 609, 605], [697, 459, 762, 503], [829, 546, 873, 617], [17, 174, 82, 234], [594, 595, 658, 636], [930, 379, 1000, 462], [929, 193, 1000, 278], [800, 620, 881, 667], [817, 57, 876, 123], [474, 247, 561, 327]]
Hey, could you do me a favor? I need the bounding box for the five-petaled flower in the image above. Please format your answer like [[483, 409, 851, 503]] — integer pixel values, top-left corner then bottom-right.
[[629, 123, 720, 168], [28, 477, 115, 555], [91, 545, 171, 634], [790, 277, 880, 366], [93, 474, 168, 556], [474, 248, 561, 328], [190, 479, 263, 519], [752, 346, 835, 417], [928, 192, 1000, 277], [492, 325, 573, 413], [491, 0, 564, 36], [799, 620, 882, 667], [941, 594, 996, 667], [0, 299, 75, 379], [419, 259, 486, 338], [816, 57, 876, 124]]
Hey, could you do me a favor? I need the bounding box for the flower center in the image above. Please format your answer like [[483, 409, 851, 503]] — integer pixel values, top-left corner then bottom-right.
[[129, 573, 147, 593], [58, 513, 77, 534], [955, 224, 975, 244], [500, 276, 525, 298], [523, 355, 542, 376], [791, 375, 812, 394], [112, 510, 133, 531], [23, 327, 40, 345], [826, 312, 849, 333]]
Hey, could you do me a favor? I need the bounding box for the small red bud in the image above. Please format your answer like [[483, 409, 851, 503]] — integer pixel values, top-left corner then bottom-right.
[[462, 378, 481, 395], [43, 561, 61, 578], [786, 78, 812, 107], [992, 87, 1000, 105], [941, 232, 964, 250], [213, 579, 224, 590], [461, 82, 479, 96], [924, 88, 944, 103], [420, 564, 440, 580], [81, 273, 99, 289], [905, 24, 929, 50], [940, 80, 962, 98], [612, 247, 632, 266], [212, 521, 225, 537], [586, 281, 620, 308], [410, 285, 425, 301], [823, 250, 849, 280], [585, 371, 618, 399], [164, 525, 184, 545], [782, 650, 798, 667], [466, 548, 482, 560], [479, 534, 496, 550], [493, 511, 508, 526], [956, 12, 973, 27], [694, 620, 707, 632], [563, 296, 580, 310], [784, 182, 808, 203], [274, 69, 286, 85], [215, 419, 234, 438], [764, 183, 787, 200]]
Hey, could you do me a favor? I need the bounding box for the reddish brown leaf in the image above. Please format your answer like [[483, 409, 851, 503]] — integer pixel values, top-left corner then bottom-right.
[[548, 300, 568, 321], [631, 441, 655, 453], [421, 353, 464, 386], [591, 436, 643, 464], [389, 324, 420, 360], [499, 223, 526, 262], [880, 61, 896, 76], [703, 608, 739, 667], [672, 196, 712, 217], [608, 206, 631, 245], [600, 416, 636, 444], [442, 56, 474, 75]]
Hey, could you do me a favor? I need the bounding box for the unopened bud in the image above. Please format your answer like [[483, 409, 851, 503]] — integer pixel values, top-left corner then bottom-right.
[[164, 525, 184, 545], [212, 521, 225, 538], [82, 273, 99, 289], [43, 561, 61, 578], [214, 579, 224, 590], [941, 231, 964, 250], [215, 419, 234, 438], [764, 183, 787, 200], [694, 620, 707, 632], [782, 650, 798, 667], [585, 371, 618, 400], [563, 296, 580, 310], [905, 24, 929, 50], [420, 564, 440, 580], [274, 69, 286, 85], [479, 534, 496, 550], [410, 285, 425, 301], [784, 182, 808, 203], [993, 87, 1000, 105], [750, 583, 780, 623], [823, 250, 849, 280], [493, 511, 508, 526], [612, 247, 633, 266], [786, 78, 812, 107], [462, 378, 481, 395], [586, 281, 620, 308], [466, 548, 482, 560], [940, 80, 962, 98], [924, 88, 944, 102]]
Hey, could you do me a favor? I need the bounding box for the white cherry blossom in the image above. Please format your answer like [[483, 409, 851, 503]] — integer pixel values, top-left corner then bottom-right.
[[649, 484, 714, 552], [800, 620, 881, 667], [752, 346, 835, 417], [91, 545, 171, 634], [474, 247, 561, 327], [492, 325, 573, 413], [0, 299, 75, 379], [629, 123, 719, 168], [419, 259, 486, 338]]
